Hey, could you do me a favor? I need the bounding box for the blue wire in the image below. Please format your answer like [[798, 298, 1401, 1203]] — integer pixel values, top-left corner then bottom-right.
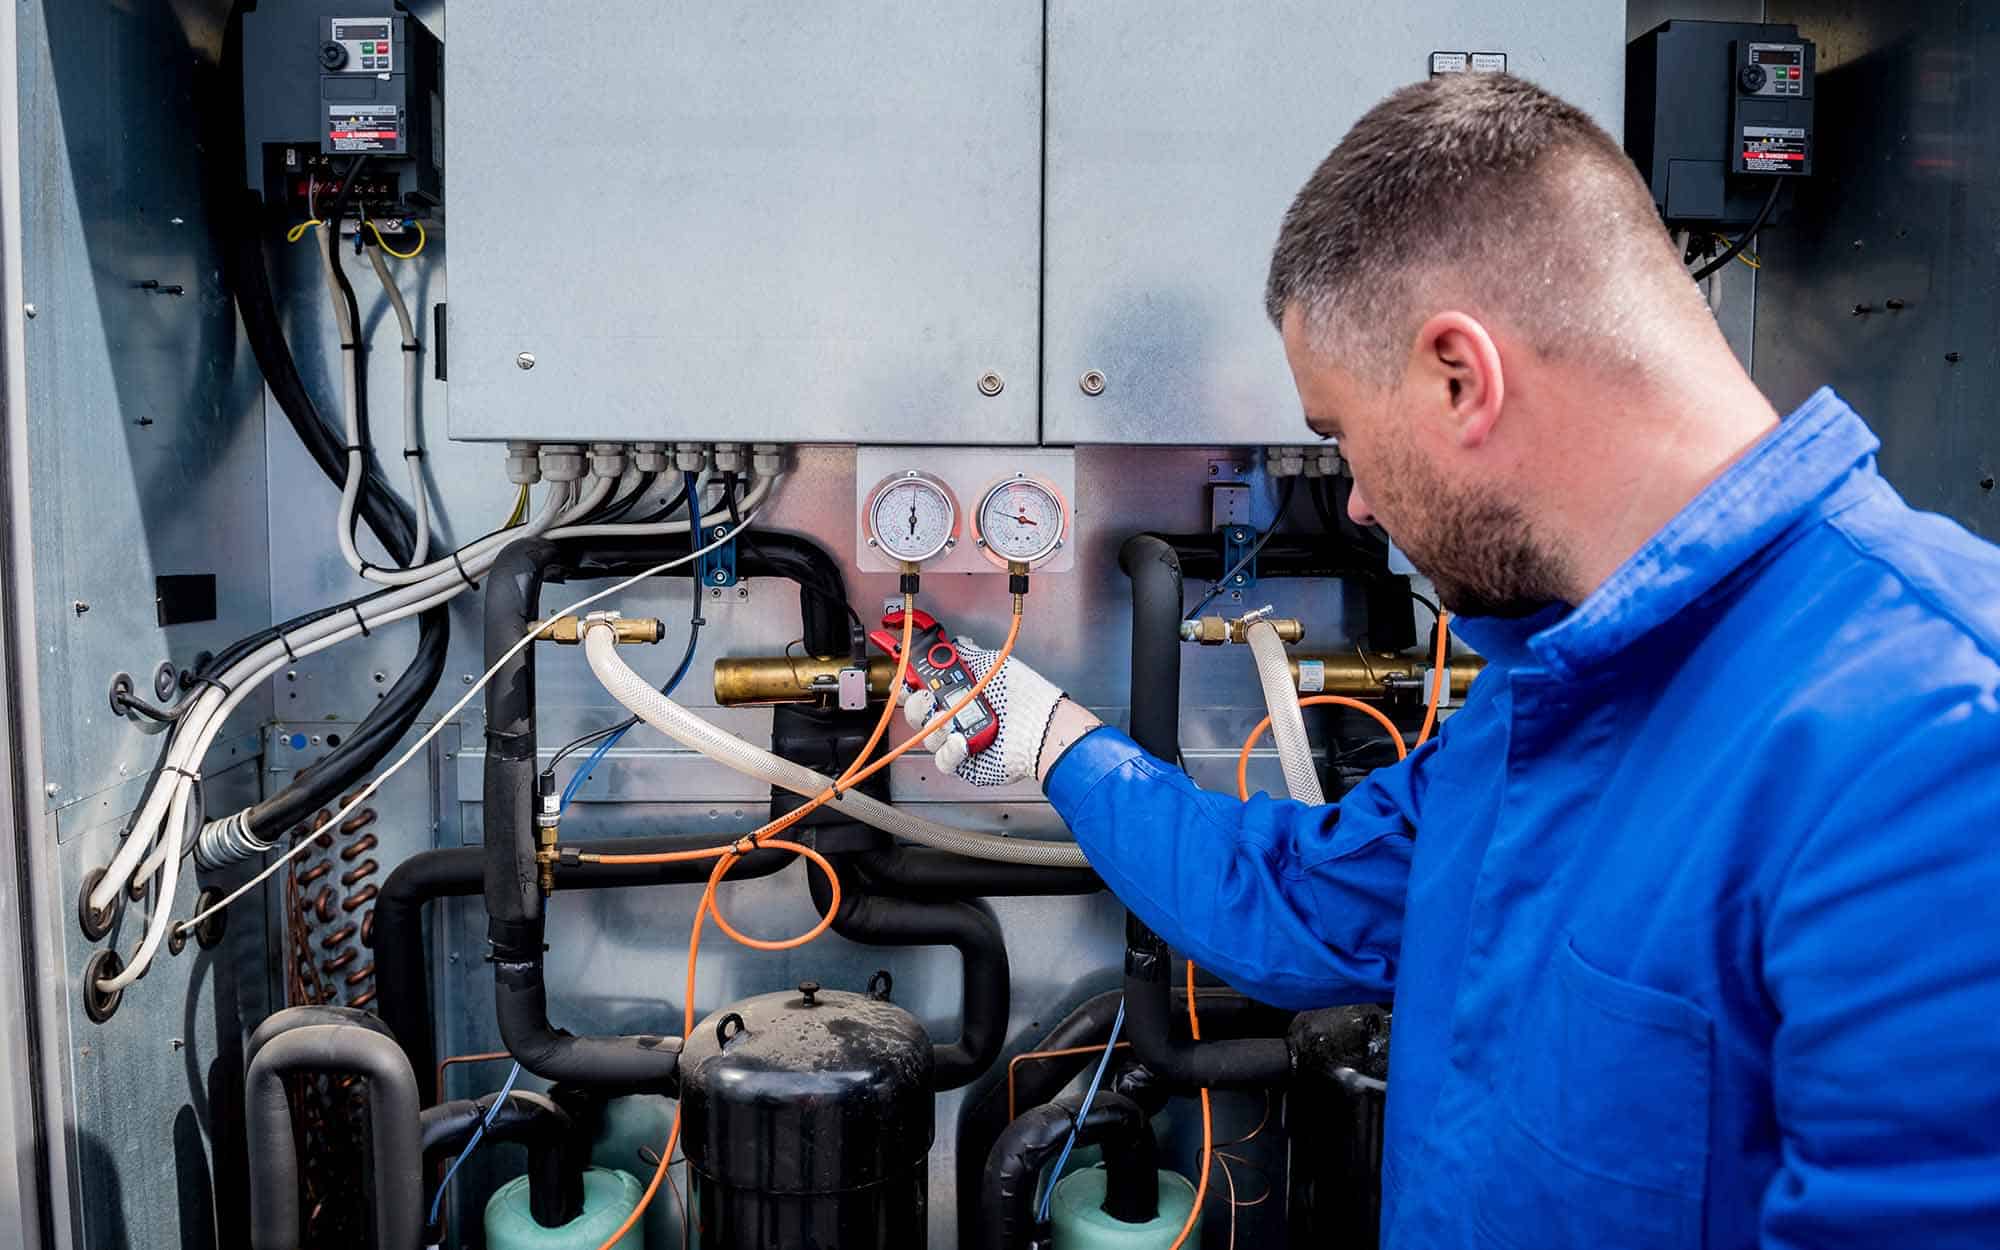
[[560, 470, 709, 813], [559, 621, 701, 811], [1036, 997, 1127, 1223], [428, 1059, 524, 1227]]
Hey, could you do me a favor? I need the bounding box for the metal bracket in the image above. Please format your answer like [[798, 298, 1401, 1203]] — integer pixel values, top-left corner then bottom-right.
[[1219, 524, 1261, 595], [696, 523, 739, 589]]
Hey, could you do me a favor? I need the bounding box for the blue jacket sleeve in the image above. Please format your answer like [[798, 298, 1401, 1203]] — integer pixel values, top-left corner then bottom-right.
[[1044, 724, 1434, 1009], [1759, 706, 2000, 1248]]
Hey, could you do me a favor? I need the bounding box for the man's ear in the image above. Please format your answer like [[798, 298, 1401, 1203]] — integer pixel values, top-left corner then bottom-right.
[[1409, 311, 1504, 449]]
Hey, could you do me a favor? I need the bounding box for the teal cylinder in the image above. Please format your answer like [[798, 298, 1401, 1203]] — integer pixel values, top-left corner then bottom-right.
[[486, 1165, 647, 1250], [587, 1095, 679, 1249], [1051, 1166, 1200, 1250]]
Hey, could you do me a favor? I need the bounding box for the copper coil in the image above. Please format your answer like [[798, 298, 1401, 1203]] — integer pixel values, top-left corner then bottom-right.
[[340, 859, 379, 887], [348, 989, 375, 1009], [313, 886, 337, 923], [297, 860, 332, 886], [341, 884, 378, 913], [323, 949, 358, 974], [339, 833, 378, 861], [339, 808, 377, 836], [319, 924, 357, 950], [344, 962, 374, 987], [340, 788, 366, 808], [360, 913, 375, 947]]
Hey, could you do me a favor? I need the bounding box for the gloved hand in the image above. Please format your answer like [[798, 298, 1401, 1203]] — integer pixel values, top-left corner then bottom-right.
[[901, 637, 1067, 786]]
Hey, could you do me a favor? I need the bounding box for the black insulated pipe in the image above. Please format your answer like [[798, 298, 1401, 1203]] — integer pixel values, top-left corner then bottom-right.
[[245, 1008, 422, 1250], [377, 838, 792, 1099], [1118, 534, 1293, 1090], [806, 850, 1008, 1091], [850, 843, 1101, 901], [981, 1091, 1159, 1250], [483, 537, 689, 1088], [421, 1089, 585, 1230]]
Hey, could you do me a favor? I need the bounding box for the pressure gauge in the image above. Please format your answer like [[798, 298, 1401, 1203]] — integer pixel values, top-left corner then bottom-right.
[[974, 475, 1068, 567], [863, 471, 959, 564]]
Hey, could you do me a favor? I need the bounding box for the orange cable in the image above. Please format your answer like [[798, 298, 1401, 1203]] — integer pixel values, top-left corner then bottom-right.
[[1415, 609, 1451, 747], [594, 599, 1026, 1250], [1235, 695, 1407, 801], [1171, 957, 1212, 1250]]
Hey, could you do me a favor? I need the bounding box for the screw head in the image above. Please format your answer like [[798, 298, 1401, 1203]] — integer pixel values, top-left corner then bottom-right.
[[44, 783, 59, 797], [711, 569, 729, 585], [515, 352, 537, 371], [1230, 529, 1249, 544], [977, 371, 1004, 397], [1232, 573, 1247, 585], [22, 304, 35, 318], [72, 600, 89, 616], [1079, 369, 1106, 396], [462, 674, 476, 685]]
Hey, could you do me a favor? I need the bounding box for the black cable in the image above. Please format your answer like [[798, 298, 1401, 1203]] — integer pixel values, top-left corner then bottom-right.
[[626, 479, 691, 526], [594, 471, 658, 524], [1184, 478, 1299, 620], [1691, 179, 1781, 281]]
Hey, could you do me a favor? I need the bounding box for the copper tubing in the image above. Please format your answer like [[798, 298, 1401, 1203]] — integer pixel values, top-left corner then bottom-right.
[[340, 833, 379, 859], [341, 859, 379, 887]]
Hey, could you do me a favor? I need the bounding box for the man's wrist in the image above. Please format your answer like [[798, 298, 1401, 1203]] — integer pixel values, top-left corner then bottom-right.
[[1036, 697, 1104, 784]]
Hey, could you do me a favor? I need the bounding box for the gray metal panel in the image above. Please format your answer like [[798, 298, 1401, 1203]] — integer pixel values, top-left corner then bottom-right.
[[442, 1, 1043, 445], [1754, 0, 1998, 540], [1042, 0, 1629, 444], [15, 0, 272, 820]]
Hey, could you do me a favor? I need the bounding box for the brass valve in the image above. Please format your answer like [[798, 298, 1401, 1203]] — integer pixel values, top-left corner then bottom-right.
[[537, 614, 665, 645], [1180, 613, 1306, 645]]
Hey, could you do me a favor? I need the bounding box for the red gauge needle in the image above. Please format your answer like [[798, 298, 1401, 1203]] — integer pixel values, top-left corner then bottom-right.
[[1013, 514, 1039, 526]]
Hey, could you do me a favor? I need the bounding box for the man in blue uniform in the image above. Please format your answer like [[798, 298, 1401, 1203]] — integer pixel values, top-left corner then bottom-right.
[[902, 74, 2000, 1247]]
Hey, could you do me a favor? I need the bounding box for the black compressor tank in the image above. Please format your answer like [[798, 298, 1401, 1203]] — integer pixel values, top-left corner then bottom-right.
[[678, 980, 935, 1248]]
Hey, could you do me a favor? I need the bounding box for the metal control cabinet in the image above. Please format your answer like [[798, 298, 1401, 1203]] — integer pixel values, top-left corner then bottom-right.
[[1041, 1, 1625, 445], [443, 2, 1043, 445]]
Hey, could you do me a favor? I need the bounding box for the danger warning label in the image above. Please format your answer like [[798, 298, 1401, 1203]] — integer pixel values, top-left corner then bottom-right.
[[328, 104, 403, 153], [1741, 125, 1807, 172]]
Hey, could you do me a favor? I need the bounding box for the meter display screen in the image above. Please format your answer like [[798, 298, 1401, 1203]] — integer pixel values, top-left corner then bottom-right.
[[335, 23, 388, 39], [1749, 47, 1800, 65]]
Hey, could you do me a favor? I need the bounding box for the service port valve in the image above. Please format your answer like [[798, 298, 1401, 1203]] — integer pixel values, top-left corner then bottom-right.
[[537, 613, 665, 645], [1181, 605, 1305, 646]]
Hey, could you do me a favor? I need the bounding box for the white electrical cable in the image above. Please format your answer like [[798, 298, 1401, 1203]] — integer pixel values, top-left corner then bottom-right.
[[583, 626, 1093, 869], [1247, 619, 1324, 805], [158, 496, 772, 957], [93, 482, 583, 915], [92, 471, 773, 979], [367, 243, 430, 564], [317, 224, 380, 580]]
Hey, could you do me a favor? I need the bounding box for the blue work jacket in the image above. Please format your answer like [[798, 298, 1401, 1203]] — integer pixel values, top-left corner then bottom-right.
[[1046, 389, 2000, 1249]]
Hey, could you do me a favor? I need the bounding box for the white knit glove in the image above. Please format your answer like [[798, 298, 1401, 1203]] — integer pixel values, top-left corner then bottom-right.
[[901, 637, 1066, 786]]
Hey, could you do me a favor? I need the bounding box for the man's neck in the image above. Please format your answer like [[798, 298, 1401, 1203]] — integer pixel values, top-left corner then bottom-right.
[[1546, 370, 1780, 604]]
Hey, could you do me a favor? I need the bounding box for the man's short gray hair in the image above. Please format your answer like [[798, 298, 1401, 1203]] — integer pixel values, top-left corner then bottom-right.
[[1266, 73, 1695, 385]]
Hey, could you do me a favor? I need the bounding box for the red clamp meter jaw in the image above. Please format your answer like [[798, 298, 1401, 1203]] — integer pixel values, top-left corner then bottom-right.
[[866, 608, 1001, 756]]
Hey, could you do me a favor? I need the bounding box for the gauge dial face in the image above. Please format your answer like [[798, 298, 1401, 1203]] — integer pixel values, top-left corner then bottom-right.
[[975, 476, 1067, 566], [865, 472, 958, 563]]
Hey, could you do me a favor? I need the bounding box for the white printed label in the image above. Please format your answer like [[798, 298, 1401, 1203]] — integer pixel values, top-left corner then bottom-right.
[[1298, 660, 1325, 694], [1430, 52, 1468, 75], [1470, 52, 1508, 73]]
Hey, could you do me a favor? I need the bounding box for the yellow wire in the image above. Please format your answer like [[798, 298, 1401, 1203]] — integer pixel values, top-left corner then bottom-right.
[[1712, 234, 1762, 270], [504, 484, 529, 528], [365, 219, 427, 259], [285, 219, 324, 244]]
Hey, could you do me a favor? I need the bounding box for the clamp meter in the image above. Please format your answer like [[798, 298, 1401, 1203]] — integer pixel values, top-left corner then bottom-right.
[[867, 607, 999, 755]]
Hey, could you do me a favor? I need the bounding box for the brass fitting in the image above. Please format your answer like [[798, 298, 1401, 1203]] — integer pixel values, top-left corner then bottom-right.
[[713, 655, 900, 706], [1180, 615, 1306, 645], [534, 792, 561, 895], [537, 614, 665, 645], [1289, 652, 1486, 699]]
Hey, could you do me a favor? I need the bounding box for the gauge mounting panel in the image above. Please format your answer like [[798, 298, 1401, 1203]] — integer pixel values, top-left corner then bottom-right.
[[853, 449, 1076, 575]]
